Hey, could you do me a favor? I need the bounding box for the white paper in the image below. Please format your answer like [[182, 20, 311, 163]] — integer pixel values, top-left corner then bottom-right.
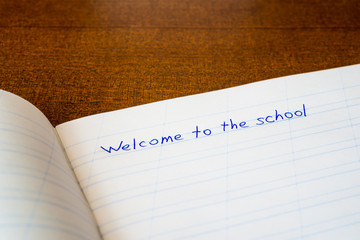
[[0, 91, 101, 240], [57, 64, 360, 240]]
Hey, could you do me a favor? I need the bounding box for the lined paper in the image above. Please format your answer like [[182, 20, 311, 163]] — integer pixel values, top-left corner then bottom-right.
[[0, 91, 101, 240], [57, 64, 360, 240]]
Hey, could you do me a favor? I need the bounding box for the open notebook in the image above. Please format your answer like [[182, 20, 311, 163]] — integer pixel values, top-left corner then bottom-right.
[[1, 64, 360, 240]]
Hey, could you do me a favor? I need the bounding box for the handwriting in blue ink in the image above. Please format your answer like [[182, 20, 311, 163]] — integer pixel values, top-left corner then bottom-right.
[[100, 104, 307, 153]]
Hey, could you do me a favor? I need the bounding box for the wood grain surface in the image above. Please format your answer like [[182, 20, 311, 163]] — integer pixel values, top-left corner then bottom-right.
[[1, 0, 359, 126]]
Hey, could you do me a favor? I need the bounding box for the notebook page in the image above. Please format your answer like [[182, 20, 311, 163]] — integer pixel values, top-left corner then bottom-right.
[[57, 64, 360, 240], [0, 91, 101, 240]]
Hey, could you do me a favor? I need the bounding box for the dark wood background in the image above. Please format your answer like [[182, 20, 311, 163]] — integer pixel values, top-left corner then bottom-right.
[[1, 0, 359, 126]]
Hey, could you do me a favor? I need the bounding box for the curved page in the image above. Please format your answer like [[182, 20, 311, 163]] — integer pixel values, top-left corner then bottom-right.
[[0, 91, 101, 240], [57, 64, 360, 240]]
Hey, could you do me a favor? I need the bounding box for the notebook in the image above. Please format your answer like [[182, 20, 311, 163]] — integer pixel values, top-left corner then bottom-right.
[[1, 64, 360, 240]]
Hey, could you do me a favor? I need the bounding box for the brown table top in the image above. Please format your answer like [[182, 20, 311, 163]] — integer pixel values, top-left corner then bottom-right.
[[1, 0, 359, 126]]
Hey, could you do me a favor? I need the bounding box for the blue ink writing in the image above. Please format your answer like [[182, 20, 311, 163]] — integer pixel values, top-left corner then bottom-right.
[[256, 104, 306, 125], [100, 134, 183, 153], [101, 104, 308, 154], [221, 119, 248, 132], [192, 125, 212, 138]]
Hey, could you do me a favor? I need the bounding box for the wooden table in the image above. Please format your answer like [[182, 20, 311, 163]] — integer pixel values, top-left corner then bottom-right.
[[1, 0, 359, 126]]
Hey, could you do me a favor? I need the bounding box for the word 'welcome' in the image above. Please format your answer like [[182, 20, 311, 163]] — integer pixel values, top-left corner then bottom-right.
[[100, 134, 183, 153]]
